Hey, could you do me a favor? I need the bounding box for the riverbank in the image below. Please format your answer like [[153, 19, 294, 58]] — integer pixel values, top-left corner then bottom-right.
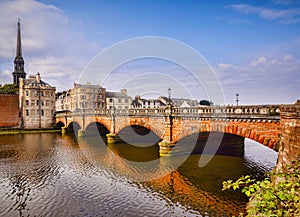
[[0, 128, 62, 135]]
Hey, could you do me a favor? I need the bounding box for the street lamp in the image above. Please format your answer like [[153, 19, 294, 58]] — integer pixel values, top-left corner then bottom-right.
[[167, 88, 173, 142], [236, 93, 239, 106], [168, 87, 171, 105]]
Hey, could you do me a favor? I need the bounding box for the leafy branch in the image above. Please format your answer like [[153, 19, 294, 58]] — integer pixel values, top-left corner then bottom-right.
[[222, 160, 300, 217]]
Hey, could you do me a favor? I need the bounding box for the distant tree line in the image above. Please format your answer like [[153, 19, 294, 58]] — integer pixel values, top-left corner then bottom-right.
[[0, 84, 18, 95], [199, 100, 213, 106]]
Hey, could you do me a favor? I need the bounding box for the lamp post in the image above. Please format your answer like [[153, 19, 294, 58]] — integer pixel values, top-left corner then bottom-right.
[[168, 87, 171, 105], [168, 88, 173, 142], [111, 99, 116, 134], [236, 93, 239, 106]]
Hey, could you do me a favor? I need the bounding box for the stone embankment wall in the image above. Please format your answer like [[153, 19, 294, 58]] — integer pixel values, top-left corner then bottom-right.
[[0, 94, 20, 128], [276, 103, 300, 171]]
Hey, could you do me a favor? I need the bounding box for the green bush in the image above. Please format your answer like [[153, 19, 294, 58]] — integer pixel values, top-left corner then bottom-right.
[[0, 84, 18, 94], [222, 160, 300, 216]]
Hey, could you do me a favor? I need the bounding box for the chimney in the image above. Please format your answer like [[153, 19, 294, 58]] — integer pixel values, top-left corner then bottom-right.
[[121, 89, 127, 95], [36, 72, 41, 83]]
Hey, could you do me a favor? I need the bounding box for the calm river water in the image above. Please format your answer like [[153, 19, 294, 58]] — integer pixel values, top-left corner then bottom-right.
[[0, 132, 277, 217]]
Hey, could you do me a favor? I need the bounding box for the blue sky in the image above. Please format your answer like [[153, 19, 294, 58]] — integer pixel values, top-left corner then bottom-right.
[[0, 0, 299, 104]]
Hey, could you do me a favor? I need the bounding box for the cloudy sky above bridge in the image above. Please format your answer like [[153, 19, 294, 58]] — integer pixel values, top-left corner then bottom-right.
[[0, 0, 299, 105]]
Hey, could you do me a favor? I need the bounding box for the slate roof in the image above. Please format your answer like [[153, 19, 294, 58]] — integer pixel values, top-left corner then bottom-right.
[[106, 91, 132, 99]]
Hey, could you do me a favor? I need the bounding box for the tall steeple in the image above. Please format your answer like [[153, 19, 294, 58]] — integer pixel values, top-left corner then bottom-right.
[[12, 19, 26, 86]]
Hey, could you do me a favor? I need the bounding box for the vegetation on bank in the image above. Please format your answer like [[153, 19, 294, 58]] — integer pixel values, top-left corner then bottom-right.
[[0, 84, 18, 94], [222, 160, 300, 216], [0, 128, 61, 135]]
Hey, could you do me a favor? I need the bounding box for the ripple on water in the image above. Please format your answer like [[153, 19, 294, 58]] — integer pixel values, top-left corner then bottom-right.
[[0, 133, 278, 217]]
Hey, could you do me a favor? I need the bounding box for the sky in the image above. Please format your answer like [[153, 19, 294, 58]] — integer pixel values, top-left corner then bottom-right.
[[0, 0, 299, 105]]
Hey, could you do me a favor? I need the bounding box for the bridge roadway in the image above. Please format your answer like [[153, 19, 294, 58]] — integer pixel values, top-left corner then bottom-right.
[[56, 103, 300, 169]]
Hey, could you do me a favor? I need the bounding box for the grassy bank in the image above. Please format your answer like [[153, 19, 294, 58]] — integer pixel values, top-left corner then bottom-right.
[[0, 128, 62, 135]]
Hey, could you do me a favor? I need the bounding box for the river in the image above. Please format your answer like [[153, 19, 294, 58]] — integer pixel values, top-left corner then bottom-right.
[[0, 132, 277, 217]]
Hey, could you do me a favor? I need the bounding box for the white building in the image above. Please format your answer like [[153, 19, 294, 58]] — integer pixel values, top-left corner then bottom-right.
[[132, 95, 166, 108], [56, 90, 71, 112], [106, 89, 132, 109]]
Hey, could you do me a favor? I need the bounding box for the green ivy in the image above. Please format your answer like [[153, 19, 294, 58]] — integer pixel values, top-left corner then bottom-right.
[[222, 160, 300, 216]]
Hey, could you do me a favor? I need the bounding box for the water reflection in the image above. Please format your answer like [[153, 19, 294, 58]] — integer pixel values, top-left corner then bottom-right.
[[0, 133, 277, 216]]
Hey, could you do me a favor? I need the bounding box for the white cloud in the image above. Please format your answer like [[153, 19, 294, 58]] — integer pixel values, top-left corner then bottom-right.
[[0, 0, 101, 90], [227, 4, 300, 24], [215, 54, 300, 104], [250, 56, 267, 66]]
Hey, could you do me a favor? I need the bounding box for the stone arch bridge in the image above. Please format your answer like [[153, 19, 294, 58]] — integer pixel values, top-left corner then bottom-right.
[[56, 103, 300, 168]]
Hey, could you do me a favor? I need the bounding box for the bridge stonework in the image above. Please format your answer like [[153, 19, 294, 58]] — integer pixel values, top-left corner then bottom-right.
[[56, 103, 300, 166], [276, 104, 300, 171]]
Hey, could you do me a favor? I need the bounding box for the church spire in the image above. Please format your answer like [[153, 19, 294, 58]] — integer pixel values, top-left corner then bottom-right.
[[16, 18, 22, 58], [12, 19, 26, 86]]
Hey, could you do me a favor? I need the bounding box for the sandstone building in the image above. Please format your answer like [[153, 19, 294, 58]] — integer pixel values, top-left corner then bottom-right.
[[19, 73, 56, 128], [70, 83, 106, 112]]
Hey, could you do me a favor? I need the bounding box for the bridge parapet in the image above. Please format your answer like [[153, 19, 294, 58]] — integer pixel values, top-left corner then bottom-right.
[[55, 104, 282, 121]]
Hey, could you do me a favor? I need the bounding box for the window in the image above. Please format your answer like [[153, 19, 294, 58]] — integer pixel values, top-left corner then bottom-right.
[[41, 91, 44, 97], [80, 95, 86, 100], [26, 109, 29, 116], [31, 100, 35, 106], [109, 98, 113, 103], [25, 100, 29, 106], [118, 99, 122, 103], [41, 110, 44, 116], [25, 90, 29, 96], [41, 101, 44, 106], [36, 100, 39, 106], [50, 91, 53, 97], [125, 99, 128, 103]]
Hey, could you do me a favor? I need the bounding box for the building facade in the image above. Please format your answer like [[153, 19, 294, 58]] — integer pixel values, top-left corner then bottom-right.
[[19, 73, 56, 128], [56, 90, 71, 112], [70, 83, 106, 112], [106, 89, 132, 110], [132, 95, 166, 108]]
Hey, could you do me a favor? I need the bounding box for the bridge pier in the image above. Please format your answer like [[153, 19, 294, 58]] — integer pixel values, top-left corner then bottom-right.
[[61, 126, 67, 134], [106, 133, 122, 144], [158, 140, 175, 157], [78, 129, 86, 137]]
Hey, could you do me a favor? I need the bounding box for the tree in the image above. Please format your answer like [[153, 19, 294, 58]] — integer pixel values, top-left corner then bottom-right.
[[0, 84, 18, 95], [222, 160, 300, 216], [199, 99, 211, 106]]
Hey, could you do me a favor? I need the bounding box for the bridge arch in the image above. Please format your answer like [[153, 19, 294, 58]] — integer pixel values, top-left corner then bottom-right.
[[85, 121, 110, 136], [173, 120, 279, 151], [117, 121, 164, 141], [175, 131, 245, 156], [67, 121, 82, 131], [55, 121, 65, 129], [117, 124, 163, 145]]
